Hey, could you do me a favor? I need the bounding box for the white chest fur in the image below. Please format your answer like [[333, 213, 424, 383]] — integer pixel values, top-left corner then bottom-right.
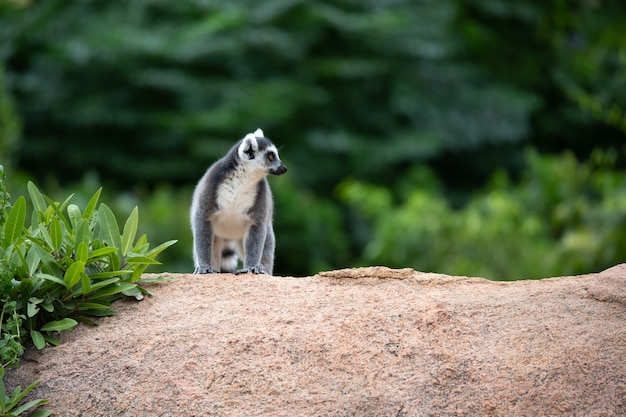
[[211, 165, 263, 240]]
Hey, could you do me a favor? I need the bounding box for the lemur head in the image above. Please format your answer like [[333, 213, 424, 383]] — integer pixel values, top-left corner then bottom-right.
[[237, 128, 287, 176]]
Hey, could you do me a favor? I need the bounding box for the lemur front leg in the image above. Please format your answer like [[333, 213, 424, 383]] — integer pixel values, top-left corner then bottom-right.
[[192, 213, 217, 274], [235, 224, 268, 275]]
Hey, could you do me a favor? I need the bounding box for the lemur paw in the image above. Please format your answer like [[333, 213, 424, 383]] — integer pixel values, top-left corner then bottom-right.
[[194, 265, 217, 274], [235, 264, 268, 275]]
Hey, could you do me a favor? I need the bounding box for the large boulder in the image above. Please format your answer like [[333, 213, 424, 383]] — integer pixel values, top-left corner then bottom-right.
[[6, 265, 626, 416]]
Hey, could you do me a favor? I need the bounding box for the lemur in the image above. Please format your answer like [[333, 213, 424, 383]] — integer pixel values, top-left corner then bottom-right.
[[190, 128, 287, 275]]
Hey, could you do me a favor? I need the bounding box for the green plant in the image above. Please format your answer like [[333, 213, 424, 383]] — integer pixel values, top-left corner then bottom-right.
[[0, 302, 23, 369], [0, 177, 176, 366], [0, 180, 176, 352], [338, 148, 626, 280], [0, 367, 49, 417], [0, 167, 24, 369], [0, 170, 176, 416]]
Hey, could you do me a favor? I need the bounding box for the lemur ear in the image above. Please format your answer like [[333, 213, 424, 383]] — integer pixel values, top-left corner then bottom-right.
[[238, 133, 258, 160], [253, 128, 264, 138]]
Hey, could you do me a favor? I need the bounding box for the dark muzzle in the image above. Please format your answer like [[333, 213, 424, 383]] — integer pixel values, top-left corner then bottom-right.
[[271, 163, 287, 175]]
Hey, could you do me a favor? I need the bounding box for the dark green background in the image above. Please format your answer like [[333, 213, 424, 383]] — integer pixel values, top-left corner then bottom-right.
[[1, 0, 625, 279]]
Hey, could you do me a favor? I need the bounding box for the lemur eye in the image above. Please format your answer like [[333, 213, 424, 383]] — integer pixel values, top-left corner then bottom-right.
[[267, 152, 275, 162]]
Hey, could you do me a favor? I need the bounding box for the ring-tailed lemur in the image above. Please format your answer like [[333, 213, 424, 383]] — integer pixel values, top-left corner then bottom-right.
[[190, 128, 287, 275]]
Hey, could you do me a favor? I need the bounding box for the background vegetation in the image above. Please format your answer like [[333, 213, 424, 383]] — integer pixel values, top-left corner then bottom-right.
[[1, 0, 625, 280]]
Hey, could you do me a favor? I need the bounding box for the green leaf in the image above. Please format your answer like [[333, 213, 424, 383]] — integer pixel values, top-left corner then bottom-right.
[[88, 270, 133, 279], [43, 195, 72, 229], [76, 241, 89, 263], [77, 302, 111, 310], [74, 219, 90, 248], [40, 318, 78, 332], [27, 303, 39, 318], [27, 297, 42, 318], [83, 187, 102, 220], [50, 216, 63, 252], [56, 193, 75, 215], [122, 285, 143, 298], [36, 273, 68, 288], [87, 246, 118, 260], [26, 245, 41, 277], [67, 204, 82, 229], [29, 409, 53, 417], [138, 286, 155, 297], [98, 203, 122, 251], [91, 283, 137, 299], [130, 263, 150, 283], [143, 239, 178, 258], [125, 256, 162, 265], [12, 399, 49, 416], [133, 234, 149, 252], [84, 309, 117, 317], [43, 334, 60, 346], [0, 367, 6, 401], [80, 272, 91, 296], [38, 223, 54, 250], [74, 316, 98, 326], [2, 375, 43, 411], [88, 277, 120, 292], [27, 181, 47, 215], [30, 245, 60, 276], [109, 250, 121, 271], [18, 278, 34, 299], [121, 206, 138, 257], [2, 195, 25, 248], [30, 330, 46, 350], [64, 261, 85, 288]]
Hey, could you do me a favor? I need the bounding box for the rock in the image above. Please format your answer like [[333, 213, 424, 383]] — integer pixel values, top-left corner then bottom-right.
[[5, 265, 626, 416]]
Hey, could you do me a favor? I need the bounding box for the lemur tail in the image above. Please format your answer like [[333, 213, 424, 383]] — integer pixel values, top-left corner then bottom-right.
[[220, 240, 239, 273]]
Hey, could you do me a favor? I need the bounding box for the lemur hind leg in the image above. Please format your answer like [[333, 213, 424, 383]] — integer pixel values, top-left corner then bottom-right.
[[235, 224, 268, 275], [260, 224, 275, 275]]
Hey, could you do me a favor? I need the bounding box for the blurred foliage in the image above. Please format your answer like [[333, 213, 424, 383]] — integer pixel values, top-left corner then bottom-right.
[[0, 66, 20, 173], [0, 0, 625, 277], [0, 0, 542, 188], [339, 149, 626, 280]]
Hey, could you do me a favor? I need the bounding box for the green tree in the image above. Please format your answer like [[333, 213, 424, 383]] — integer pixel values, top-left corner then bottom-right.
[[339, 149, 626, 280], [0, 65, 20, 170], [1, 0, 625, 276], [1, 0, 536, 189]]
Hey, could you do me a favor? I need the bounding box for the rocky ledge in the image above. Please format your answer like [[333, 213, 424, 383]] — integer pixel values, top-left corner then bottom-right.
[[6, 265, 626, 416]]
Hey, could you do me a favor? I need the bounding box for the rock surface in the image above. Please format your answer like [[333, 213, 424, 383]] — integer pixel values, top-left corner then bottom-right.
[[6, 265, 626, 416]]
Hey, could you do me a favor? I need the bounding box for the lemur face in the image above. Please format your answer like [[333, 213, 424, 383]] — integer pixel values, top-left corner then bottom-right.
[[238, 129, 287, 176]]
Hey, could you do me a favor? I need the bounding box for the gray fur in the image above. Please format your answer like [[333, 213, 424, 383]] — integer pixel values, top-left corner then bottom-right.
[[190, 129, 287, 275]]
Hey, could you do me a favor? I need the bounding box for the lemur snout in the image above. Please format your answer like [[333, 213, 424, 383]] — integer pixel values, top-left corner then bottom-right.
[[271, 164, 287, 176]]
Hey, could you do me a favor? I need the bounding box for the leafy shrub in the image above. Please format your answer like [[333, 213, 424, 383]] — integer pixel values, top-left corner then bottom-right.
[[103, 184, 193, 274], [6, 174, 193, 275], [0, 367, 49, 417], [0, 178, 176, 361], [338, 148, 626, 280], [0, 167, 177, 415]]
